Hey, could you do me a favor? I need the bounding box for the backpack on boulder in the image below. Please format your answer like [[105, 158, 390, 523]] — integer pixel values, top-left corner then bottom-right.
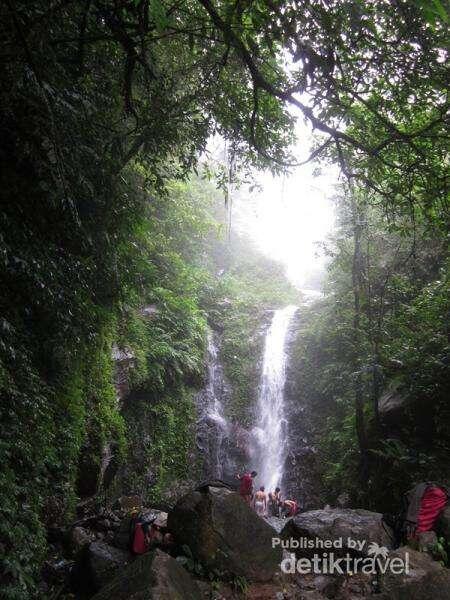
[[129, 513, 154, 555], [384, 482, 449, 547]]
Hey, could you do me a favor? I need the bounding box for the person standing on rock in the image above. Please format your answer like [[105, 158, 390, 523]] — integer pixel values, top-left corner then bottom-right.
[[268, 487, 282, 516], [236, 470, 257, 506], [253, 486, 267, 516]]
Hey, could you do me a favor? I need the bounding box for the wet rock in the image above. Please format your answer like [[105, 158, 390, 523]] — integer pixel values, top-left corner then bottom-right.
[[195, 331, 239, 482], [91, 548, 202, 599], [282, 316, 326, 511], [168, 485, 282, 582], [87, 541, 130, 590], [230, 423, 253, 462], [281, 508, 392, 557], [264, 516, 291, 534], [375, 546, 450, 599]]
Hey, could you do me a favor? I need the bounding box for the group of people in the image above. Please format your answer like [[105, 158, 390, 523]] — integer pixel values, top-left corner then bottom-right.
[[237, 470, 298, 518]]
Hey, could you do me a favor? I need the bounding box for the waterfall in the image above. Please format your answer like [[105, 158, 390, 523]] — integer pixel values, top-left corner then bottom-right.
[[196, 331, 232, 479], [251, 305, 297, 491]]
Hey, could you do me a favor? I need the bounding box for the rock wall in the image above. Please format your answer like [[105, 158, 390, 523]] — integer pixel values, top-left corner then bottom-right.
[[282, 311, 326, 509]]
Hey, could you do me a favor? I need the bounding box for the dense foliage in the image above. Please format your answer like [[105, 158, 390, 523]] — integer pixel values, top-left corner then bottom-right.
[[204, 213, 299, 424], [291, 192, 449, 511], [1, 0, 448, 597]]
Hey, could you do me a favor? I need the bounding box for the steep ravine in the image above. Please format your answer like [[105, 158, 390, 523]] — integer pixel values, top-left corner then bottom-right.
[[39, 306, 450, 599], [195, 304, 323, 507]]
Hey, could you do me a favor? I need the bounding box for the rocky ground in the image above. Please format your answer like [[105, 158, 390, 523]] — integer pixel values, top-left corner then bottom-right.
[[41, 485, 450, 600]]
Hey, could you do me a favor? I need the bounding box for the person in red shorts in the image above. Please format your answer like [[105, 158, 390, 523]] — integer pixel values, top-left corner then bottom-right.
[[282, 499, 298, 517], [236, 470, 257, 505]]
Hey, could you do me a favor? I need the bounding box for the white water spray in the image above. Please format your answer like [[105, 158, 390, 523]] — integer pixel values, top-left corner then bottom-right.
[[196, 332, 231, 479], [252, 305, 297, 491]]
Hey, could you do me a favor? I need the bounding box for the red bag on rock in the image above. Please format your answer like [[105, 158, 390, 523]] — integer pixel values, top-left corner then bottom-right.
[[416, 486, 448, 533]]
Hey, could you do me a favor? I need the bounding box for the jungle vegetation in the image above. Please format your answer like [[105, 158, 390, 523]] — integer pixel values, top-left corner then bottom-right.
[[0, 0, 448, 597]]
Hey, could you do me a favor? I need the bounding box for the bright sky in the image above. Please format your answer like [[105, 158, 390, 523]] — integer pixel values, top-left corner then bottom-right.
[[233, 119, 337, 290]]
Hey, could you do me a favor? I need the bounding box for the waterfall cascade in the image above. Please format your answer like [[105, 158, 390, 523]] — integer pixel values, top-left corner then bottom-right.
[[251, 305, 297, 491], [196, 331, 232, 479]]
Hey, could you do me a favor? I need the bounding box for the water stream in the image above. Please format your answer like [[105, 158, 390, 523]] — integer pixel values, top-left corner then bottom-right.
[[196, 331, 232, 480], [251, 305, 298, 491]]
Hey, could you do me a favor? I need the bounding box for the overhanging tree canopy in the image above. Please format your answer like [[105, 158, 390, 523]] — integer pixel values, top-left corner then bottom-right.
[[3, 0, 448, 213]]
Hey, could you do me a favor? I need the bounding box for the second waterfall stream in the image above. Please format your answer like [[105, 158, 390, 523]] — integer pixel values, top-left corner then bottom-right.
[[251, 305, 297, 491]]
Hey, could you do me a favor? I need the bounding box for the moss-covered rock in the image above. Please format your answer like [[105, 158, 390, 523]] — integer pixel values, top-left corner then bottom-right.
[[91, 549, 202, 600], [168, 485, 282, 582]]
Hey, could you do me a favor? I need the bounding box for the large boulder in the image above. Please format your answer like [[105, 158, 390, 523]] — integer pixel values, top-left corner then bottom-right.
[[264, 516, 290, 534], [281, 508, 392, 556], [91, 549, 202, 600], [87, 541, 130, 590], [167, 485, 282, 582], [375, 546, 450, 599]]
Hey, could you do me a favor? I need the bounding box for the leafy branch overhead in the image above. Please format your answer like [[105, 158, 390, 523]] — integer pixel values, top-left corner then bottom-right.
[[4, 0, 448, 218]]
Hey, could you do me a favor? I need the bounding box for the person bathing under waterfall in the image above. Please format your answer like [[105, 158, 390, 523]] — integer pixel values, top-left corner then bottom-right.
[[268, 487, 282, 517], [236, 470, 257, 506], [253, 486, 267, 516]]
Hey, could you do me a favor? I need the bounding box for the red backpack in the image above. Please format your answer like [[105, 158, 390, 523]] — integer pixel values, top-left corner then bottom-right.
[[129, 514, 154, 555], [132, 521, 148, 554]]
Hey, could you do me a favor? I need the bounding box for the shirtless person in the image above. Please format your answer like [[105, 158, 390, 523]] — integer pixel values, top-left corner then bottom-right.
[[273, 487, 282, 517], [268, 487, 282, 517], [254, 486, 267, 517], [236, 470, 257, 506]]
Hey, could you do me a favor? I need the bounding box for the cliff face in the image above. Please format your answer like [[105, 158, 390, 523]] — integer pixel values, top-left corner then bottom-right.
[[282, 312, 326, 509]]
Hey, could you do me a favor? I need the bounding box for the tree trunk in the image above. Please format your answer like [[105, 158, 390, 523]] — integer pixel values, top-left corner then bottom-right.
[[351, 196, 369, 479]]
